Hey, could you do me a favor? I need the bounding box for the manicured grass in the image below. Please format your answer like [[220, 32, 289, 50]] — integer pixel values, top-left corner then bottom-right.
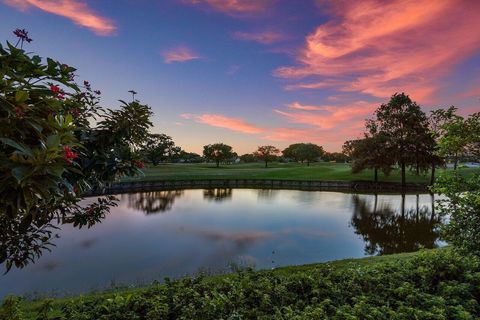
[[125, 162, 479, 184], [10, 248, 480, 319]]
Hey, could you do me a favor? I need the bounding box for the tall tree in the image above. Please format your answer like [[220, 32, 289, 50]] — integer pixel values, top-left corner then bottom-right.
[[368, 93, 430, 188], [431, 106, 467, 170], [203, 143, 234, 167], [254, 145, 280, 168], [343, 134, 394, 183]]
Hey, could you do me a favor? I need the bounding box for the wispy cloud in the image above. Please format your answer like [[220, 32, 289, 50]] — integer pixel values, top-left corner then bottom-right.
[[275, 101, 376, 130], [3, 0, 116, 35], [233, 30, 287, 44], [162, 46, 200, 64], [180, 113, 264, 134], [181, 0, 273, 16], [226, 64, 241, 75], [275, 0, 480, 102]]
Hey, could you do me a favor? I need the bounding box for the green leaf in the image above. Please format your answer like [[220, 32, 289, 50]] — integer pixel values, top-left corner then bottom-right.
[[12, 166, 31, 183], [15, 90, 29, 103], [46, 135, 61, 148], [0, 138, 33, 157]]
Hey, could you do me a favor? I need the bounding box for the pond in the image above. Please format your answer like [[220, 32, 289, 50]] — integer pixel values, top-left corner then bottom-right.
[[0, 189, 442, 298]]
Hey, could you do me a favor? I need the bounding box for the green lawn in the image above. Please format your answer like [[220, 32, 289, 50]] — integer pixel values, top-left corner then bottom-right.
[[125, 162, 478, 184]]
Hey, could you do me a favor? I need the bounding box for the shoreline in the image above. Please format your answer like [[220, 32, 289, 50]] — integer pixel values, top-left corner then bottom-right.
[[86, 178, 430, 196]]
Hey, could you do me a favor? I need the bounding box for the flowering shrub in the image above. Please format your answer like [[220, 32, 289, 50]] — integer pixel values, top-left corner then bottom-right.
[[0, 30, 153, 272]]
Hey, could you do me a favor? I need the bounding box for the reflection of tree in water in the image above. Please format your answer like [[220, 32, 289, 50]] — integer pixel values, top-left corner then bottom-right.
[[351, 194, 441, 255], [127, 190, 184, 214], [203, 189, 232, 202], [257, 189, 277, 200]]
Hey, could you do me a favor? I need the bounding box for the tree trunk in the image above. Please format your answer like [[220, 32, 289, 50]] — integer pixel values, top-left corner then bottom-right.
[[430, 163, 435, 186], [374, 168, 378, 183], [265, 160, 268, 168], [216, 160, 219, 168], [401, 162, 406, 189], [307, 160, 310, 166]]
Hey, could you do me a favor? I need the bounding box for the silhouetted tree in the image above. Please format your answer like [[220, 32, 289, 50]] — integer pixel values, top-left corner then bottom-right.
[[282, 143, 324, 166], [254, 145, 280, 167], [323, 152, 350, 163], [367, 93, 430, 188], [343, 133, 394, 182], [239, 153, 257, 163], [142, 134, 180, 165], [203, 143, 234, 167]]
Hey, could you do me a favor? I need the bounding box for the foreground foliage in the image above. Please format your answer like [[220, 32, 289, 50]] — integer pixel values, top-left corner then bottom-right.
[[5, 249, 480, 319], [0, 30, 153, 272]]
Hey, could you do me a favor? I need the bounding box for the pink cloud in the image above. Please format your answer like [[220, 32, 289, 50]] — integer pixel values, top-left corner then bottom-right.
[[181, 113, 264, 134], [162, 46, 200, 63], [3, 0, 116, 35], [275, 0, 480, 103], [181, 0, 273, 16], [276, 101, 377, 129], [233, 30, 287, 44]]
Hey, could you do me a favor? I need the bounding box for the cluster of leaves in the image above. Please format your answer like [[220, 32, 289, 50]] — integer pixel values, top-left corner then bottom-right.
[[432, 107, 480, 168], [0, 31, 153, 271], [434, 172, 480, 256], [6, 249, 480, 319]]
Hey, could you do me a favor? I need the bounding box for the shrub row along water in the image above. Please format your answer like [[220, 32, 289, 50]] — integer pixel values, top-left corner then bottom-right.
[[2, 248, 479, 320]]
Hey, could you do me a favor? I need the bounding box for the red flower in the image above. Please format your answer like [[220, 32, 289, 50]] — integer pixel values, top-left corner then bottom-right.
[[63, 145, 78, 164], [94, 90, 101, 95], [133, 160, 144, 169], [13, 106, 23, 117], [50, 85, 60, 93]]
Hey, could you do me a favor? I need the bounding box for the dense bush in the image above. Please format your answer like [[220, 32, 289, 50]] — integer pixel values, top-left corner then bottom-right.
[[0, 30, 153, 272], [8, 249, 480, 319]]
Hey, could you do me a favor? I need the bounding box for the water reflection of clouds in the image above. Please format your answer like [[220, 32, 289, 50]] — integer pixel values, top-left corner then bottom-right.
[[79, 237, 98, 249], [176, 226, 334, 247]]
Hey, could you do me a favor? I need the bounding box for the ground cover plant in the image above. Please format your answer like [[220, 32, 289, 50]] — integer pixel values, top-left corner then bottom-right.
[[3, 248, 479, 319]]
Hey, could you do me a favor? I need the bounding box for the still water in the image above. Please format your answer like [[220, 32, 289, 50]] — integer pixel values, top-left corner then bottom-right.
[[1, 189, 441, 298]]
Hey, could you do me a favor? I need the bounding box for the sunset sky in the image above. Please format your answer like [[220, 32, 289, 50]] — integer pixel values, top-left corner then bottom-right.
[[1, 0, 479, 154]]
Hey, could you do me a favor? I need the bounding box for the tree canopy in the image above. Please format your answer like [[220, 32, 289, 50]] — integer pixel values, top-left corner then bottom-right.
[[141, 134, 181, 165], [254, 145, 280, 167], [282, 143, 324, 166], [203, 143, 234, 167]]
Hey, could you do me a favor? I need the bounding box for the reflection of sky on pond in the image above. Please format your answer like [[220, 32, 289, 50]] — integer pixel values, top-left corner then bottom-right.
[[1, 190, 438, 298]]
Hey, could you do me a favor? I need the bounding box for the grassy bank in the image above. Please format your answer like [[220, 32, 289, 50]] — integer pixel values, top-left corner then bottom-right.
[[6, 248, 480, 319], [126, 162, 478, 184]]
